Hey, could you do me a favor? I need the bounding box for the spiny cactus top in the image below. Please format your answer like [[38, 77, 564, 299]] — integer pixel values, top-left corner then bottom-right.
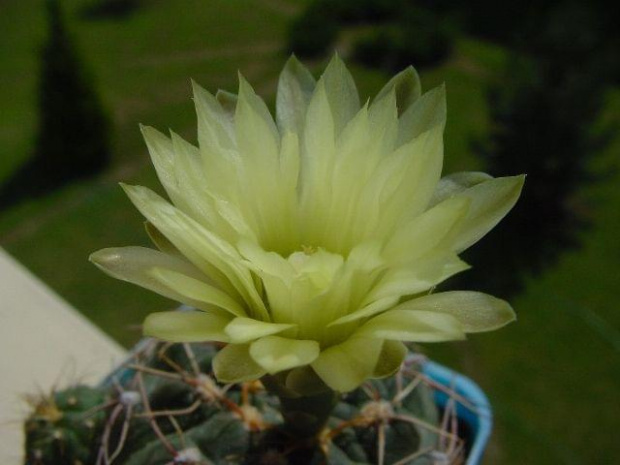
[[91, 55, 523, 393]]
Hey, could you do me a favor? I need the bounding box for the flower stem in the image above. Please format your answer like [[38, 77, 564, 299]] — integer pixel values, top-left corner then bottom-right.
[[261, 374, 339, 439], [277, 389, 339, 438]]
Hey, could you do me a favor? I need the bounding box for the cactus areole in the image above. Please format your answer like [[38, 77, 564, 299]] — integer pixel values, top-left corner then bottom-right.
[[52, 55, 527, 462]]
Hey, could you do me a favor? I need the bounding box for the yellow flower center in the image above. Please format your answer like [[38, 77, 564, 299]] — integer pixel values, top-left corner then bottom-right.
[[287, 248, 344, 293], [301, 244, 317, 255]]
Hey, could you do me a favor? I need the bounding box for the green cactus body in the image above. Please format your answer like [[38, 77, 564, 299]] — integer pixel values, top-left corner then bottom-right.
[[25, 385, 107, 464], [24, 342, 454, 465]]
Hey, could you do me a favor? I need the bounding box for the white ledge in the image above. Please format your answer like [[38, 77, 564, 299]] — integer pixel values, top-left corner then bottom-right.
[[0, 247, 127, 464]]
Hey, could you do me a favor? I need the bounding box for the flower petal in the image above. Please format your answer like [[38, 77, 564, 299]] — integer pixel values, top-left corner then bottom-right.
[[285, 365, 330, 396], [368, 87, 398, 153], [169, 131, 221, 228], [237, 240, 324, 328], [140, 125, 180, 205], [215, 89, 237, 117], [121, 184, 269, 321], [150, 267, 247, 317], [235, 77, 282, 237], [192, 80, 236, 153], [279, 130, 301, 193], [330, 252, 468, 328], [299, 79, 336, 230], [237, 239, 294, 280], [236, 74, 280, 171], [329, 296, 400, 327], [449, 175, 525, 252], [375, 123, 444, 230], [212, 344, 266, 383], [311, 338, 384, 392], [394, 291, 516, 333], [145, 221, 180, 256], [365, 252, 470, 303], [275, 131, 302, 251], [429, 171, 493, 207], [355, 310, 466, 342], [212, 197, 257, 241], [397, 84, 446, 146], [140, 126, 219, 229], [224, 317, 296, 344], [143, 310, 231, 343], [328, 104, 373, 245], [192, 81, 240, 199], [249, 336, 320, 374], [384, 196, 470, 264], [372, 340, 407, 379], [89, 246, 217, 312], [276, 55, 316, 135], [321, 54, 360, 136], [374, 66, 421, 116]]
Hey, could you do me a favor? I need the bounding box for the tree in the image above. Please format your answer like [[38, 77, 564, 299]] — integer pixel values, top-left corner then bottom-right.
[[459, 3, 614, 297], [0, 0, 111, 208]]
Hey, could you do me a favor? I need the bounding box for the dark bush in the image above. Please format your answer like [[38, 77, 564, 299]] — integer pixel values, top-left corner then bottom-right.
[[288, 0, 411, 59], [0, 0, 111, 209], [458, 3, 614, 297], [354, 8, 457, 71], [328, 0, 407, 23], [80, 0, 142, 20], [288, 3, 339, 58]]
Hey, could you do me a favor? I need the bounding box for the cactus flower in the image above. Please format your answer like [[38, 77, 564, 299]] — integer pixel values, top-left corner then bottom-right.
[[91, 56, 523, 393]]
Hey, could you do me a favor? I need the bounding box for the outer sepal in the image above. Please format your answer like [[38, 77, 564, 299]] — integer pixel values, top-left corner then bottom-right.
[[143, 310, 231, 343], [212, 343, 266, 383]]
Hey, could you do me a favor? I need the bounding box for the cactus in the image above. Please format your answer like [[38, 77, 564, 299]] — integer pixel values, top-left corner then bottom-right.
[[24, 341, 466, 464], [24, 385, 107, 464]]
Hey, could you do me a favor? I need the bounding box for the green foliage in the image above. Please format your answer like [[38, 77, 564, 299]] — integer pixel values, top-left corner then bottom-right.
[[320, 0, 407, 23], [288, 0, 457, 70], [288, 0, 409, 58], [353, 8, 458, 72], [288, 4, 339, 58], [23, 342, 444, 464], [80, 0, 143, 21], [462, 0, 550, 43], [423, 0, 620, 83], [461, 2, 615, 297], [36, 0, 111, 181], [0, 0, 110, 208]]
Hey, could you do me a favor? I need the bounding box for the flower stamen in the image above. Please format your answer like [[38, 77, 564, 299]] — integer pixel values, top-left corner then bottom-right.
[[301, 244, 317, 255]]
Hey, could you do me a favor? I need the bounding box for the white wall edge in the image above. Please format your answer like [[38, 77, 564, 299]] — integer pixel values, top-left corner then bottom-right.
[[0, 247, 127, 464]]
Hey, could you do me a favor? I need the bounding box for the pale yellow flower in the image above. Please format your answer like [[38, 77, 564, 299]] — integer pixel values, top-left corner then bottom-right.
[[91, 56, 523, 393]]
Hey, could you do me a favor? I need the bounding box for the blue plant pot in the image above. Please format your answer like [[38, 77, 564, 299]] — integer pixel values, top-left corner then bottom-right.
[[423, 361, 492, 465]]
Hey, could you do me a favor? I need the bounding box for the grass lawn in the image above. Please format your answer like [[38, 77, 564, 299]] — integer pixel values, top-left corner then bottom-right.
[[1, 1, 618, 463]]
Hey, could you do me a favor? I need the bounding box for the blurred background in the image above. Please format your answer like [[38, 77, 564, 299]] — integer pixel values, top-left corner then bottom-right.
[[1, 0, 618, 462]]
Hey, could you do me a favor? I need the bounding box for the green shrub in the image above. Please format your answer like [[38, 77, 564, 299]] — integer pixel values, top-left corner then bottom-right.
[[288, 4, 339, 58], [328, 0, 406, 23], [81, 0, 143, 20], [287, 0, 409, 59], [0, 0, 111, 208], [354, 8, 457, 71], [459, 3, 614, 297]]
